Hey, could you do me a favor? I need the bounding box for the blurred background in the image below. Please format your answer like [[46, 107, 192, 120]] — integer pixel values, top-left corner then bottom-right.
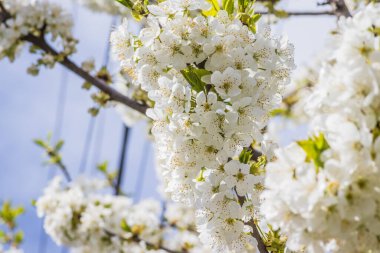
[[0, 0, 336, 252]]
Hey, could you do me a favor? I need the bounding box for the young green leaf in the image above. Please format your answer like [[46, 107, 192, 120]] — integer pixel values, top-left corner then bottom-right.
[[297, 133, 330, 172], [180, 67, 211, 92], [222, 0, 235, 15], [202, 0, 220, 16]]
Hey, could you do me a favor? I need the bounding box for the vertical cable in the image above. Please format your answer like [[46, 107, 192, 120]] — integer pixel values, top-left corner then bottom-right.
[[114, 126, 130, 195], [78, 16, 118, 174], [90, 16, 118, 172]]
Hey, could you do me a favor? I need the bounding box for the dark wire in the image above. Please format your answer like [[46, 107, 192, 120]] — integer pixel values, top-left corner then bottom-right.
[[114, 126, 130, 195], [90, 16, 118, 173], [78, 16, 118, 174]]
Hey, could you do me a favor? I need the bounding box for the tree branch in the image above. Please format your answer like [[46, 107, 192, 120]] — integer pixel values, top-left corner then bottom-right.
[[257, 10, 335, 16], [237, 193, 269, 253], [22, 34, 148, 114], [318, 0, 352, 17], [104, 230, 184, 253]]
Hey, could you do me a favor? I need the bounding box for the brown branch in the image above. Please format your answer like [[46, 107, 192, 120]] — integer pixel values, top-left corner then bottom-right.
[[257, 10, 336, 16], [318, 0, 352, 17], [22, 34, 148, 114], [237, 193, 269, 253], [104, 230, 184, 253]]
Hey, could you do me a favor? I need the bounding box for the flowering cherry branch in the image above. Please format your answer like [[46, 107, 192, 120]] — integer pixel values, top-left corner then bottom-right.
[[0, 2, 148, 115]]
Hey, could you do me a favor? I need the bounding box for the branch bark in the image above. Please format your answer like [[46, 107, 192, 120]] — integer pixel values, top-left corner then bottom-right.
[[104, 230, 184, 253], [237, 193, 269, 253], [257, 10, 335, 16], [318, 0, 352, 17], [22, 34, 148, 115]]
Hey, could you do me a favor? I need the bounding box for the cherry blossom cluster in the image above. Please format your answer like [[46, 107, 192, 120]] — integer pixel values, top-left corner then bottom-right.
[[262, 4, 380, 253], [110, 1, 295, 251], [0, 0, 77, 75], [36, 176, 209, 253]]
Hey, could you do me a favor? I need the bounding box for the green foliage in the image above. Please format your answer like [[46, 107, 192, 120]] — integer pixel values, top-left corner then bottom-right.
[[369, 26, 380, 36], [115, 0, 133, 9], [239, 148, 253, 164], [237, 147, 267, 175], [88, 107, 100, 117], [82, 81, 92, 90], [202, 0, 220, 16], [34, 135, 65, 166], [97, 161, 118, 189], [0, 202, 24, 229], [250, 155, 266, 175], [264, 225, 287, 253], [121, 219, 132, 233], [0, 201, 25, 248], [297, 133, 330, 172], [115, 0, 149, 20], [222, 0, 235, 15], [181, 67, 211, 92], [235, 0, 261, 33]]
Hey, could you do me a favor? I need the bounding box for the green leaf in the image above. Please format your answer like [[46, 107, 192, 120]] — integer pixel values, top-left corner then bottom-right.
[[0, 230, 6, 243], [297, 133, 330, 172], [88, 107, 100, 117], [97, 161, 109, 173], [239, 148, 253, 164], [14, 231, 24, 245], [54, 140, 64, 152], [121, 219, 132, 233], [180, 67, 211, 92], [202, 0, 220, 16], [369, 26, 380, 36], [115, 0, 133, 9], [274, 9, 289, 18], [222, 0, 235, 15], [82, 82, 92, 90], [33, 139, 47, 149]]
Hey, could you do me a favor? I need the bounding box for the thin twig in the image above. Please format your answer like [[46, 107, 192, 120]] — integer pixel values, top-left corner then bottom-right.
[[46, 150, 72, 182]]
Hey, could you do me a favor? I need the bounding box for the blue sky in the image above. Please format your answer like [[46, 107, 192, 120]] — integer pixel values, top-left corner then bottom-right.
[[0, 0, 336, 252]]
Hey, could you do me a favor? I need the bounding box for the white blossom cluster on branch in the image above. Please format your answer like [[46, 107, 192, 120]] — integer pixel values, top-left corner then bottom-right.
[[261, 4, 380, 253], [0, 0, 77, 75], [36, 176, 210, 253], [110, 0, 295, 251]]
